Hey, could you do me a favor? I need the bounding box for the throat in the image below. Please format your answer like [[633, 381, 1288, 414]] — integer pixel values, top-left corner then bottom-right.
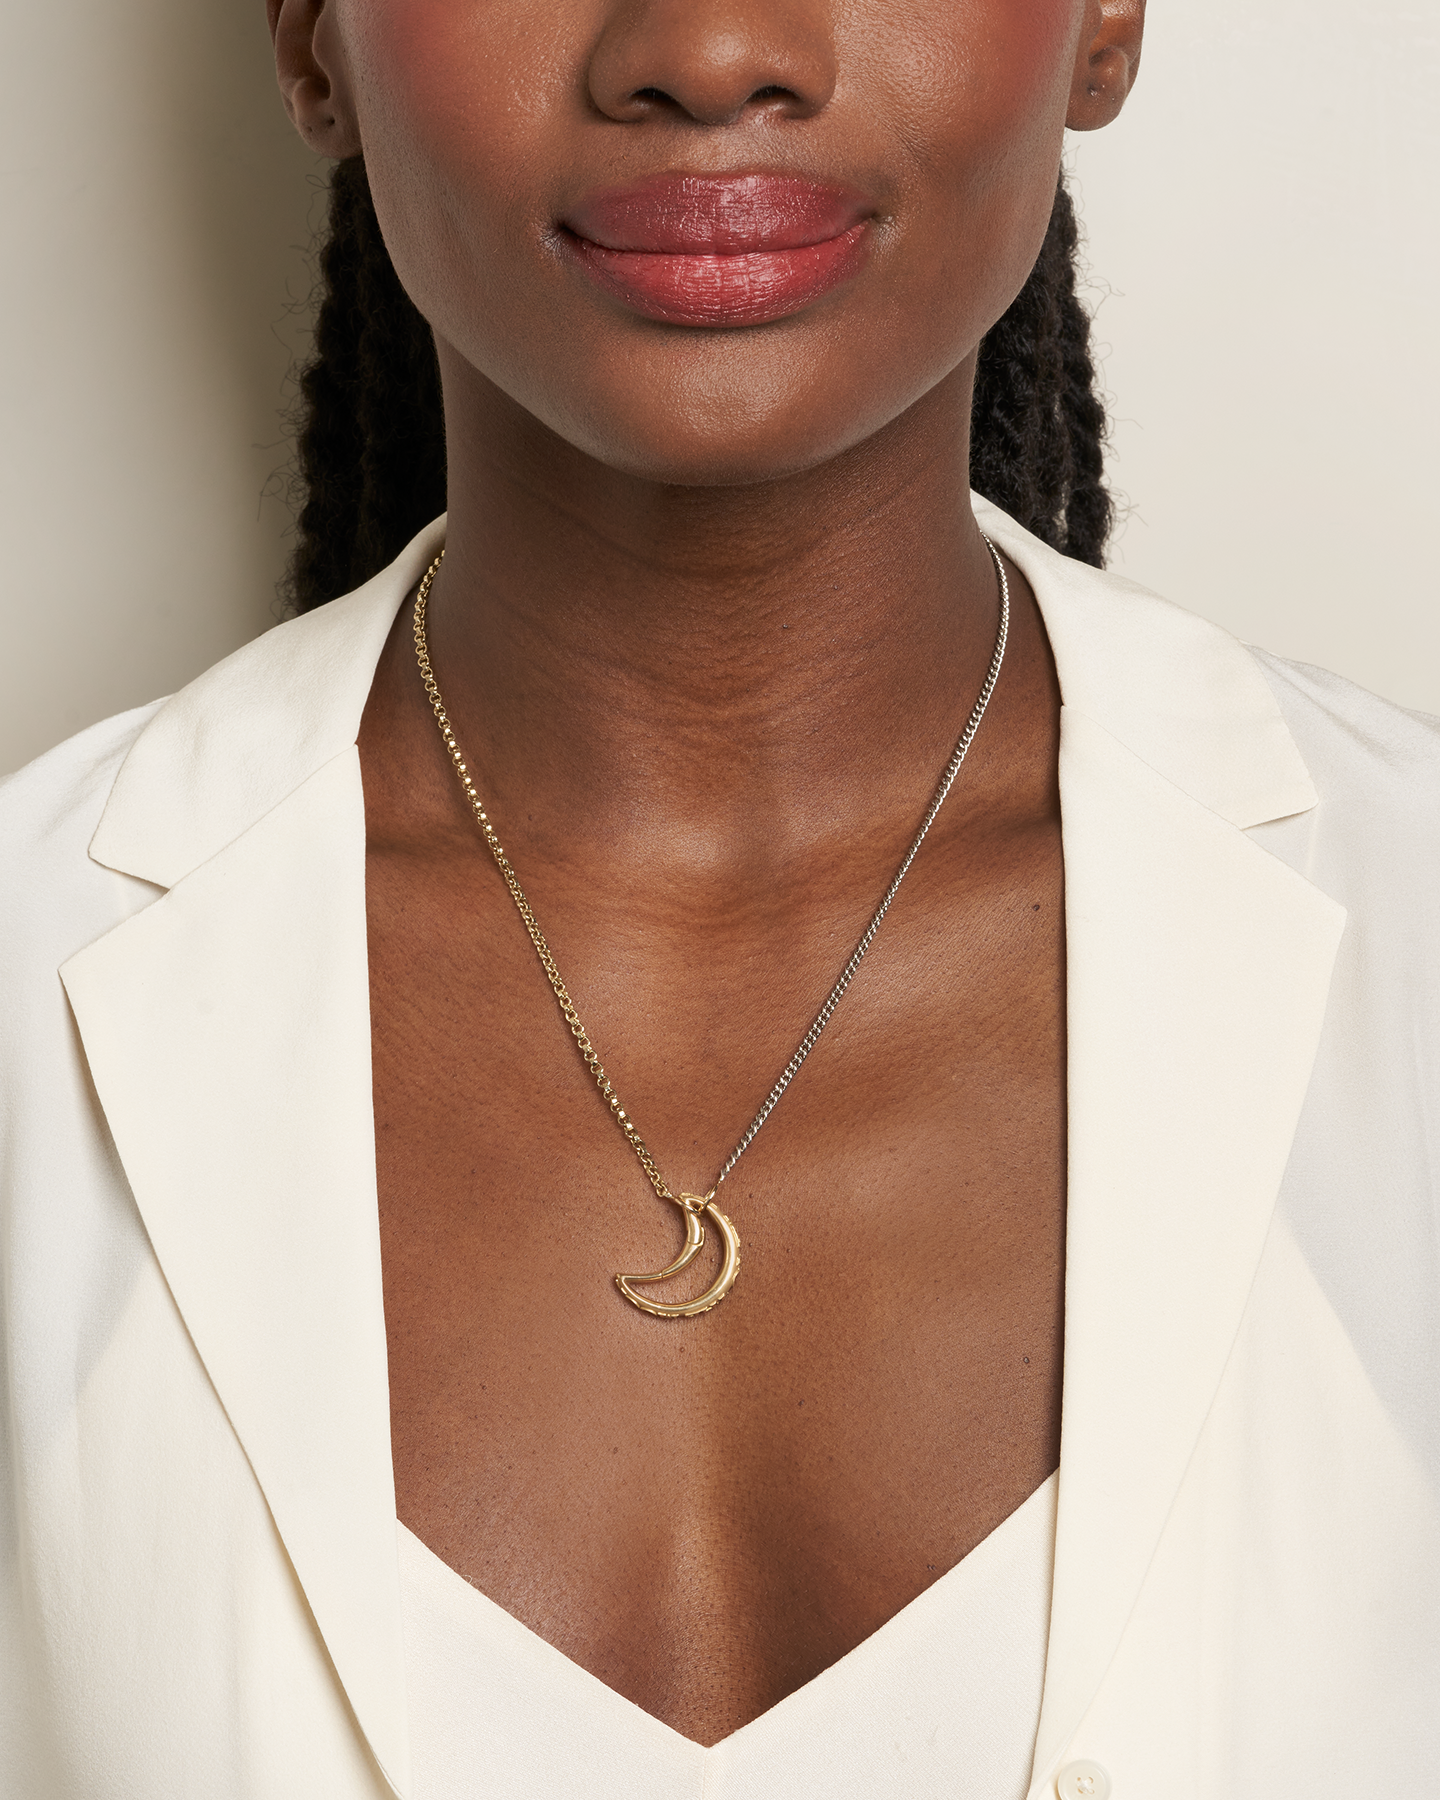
[[396, 407, 1011, 867]]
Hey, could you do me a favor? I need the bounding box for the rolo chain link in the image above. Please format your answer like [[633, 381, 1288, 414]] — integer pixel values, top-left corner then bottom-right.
[[412, 588, 674, 1201], [412, 538, 1010, 1208]]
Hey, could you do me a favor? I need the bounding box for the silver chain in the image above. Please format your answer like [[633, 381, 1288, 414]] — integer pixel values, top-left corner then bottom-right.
[[714, 537, 1010, 1184]]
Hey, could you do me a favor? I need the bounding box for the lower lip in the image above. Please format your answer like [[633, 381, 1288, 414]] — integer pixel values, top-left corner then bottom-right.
[[564, 223, 869, 328]]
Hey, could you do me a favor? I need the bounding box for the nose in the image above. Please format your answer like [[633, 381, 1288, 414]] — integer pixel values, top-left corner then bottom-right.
[[587, 0, 837, 128]]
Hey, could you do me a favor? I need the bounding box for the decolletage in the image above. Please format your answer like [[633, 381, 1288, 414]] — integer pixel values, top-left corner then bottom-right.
[[397, 1471, 1057, 1800]]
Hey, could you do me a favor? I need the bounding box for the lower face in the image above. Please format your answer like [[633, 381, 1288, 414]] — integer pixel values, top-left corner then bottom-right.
[[337, 0, 1082, 486]]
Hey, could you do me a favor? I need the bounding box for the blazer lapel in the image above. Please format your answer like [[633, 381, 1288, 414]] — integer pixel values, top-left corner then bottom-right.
[[974, 505, 1347, 1790], [60, 522, 444, 1798], [1033, 708, 1344, 1786]]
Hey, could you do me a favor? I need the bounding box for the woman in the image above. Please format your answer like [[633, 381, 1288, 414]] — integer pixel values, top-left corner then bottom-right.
[[2, 1, 1436, 1796]]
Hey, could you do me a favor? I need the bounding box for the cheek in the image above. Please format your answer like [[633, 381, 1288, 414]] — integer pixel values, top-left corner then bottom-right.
[[336, 0, 573, 394], [777, 2, 1071, 375], [340, 0, 534, 135], [862, 0, 1081, 361], [339, 0, 617, 399], [337, 0, 569, 244], [879, 0, 1079, 233]]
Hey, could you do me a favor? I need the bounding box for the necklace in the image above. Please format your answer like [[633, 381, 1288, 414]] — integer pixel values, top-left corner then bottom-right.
[[412, 540, 1010, 1318]]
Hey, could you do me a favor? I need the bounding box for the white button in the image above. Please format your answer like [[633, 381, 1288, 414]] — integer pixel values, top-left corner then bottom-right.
[[1056, 1761, 1112, 1800]]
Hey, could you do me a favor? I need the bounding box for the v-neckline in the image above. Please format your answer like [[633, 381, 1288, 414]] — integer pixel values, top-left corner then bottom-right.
[[397, 1469, 1058, 1754]]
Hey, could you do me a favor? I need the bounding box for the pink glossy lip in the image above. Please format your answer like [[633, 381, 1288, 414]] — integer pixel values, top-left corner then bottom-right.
[[560, 174, 873, 328]]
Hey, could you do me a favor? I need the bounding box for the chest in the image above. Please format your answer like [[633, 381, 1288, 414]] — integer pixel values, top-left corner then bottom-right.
[[367, 809, 1065, 1743]]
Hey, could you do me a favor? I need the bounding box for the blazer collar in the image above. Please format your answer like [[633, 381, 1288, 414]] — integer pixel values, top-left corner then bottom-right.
[[974, 495, 1317, 829], [87, 515, 446, 890], [69, 506, 1342, 1795]]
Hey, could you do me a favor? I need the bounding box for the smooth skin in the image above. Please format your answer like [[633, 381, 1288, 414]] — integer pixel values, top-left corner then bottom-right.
[[271, 0, 1143, 1747]]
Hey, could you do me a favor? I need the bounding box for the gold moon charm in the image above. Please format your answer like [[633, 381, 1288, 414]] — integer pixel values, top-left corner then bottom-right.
[[616, 1192, 741, 1319]]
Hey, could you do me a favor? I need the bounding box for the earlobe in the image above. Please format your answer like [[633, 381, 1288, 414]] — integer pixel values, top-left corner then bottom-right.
[[1066, 0, 1145, 133], [270, 0, 363, 158]]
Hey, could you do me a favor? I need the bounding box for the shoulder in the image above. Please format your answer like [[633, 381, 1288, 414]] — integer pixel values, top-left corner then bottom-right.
[[0, 702, 162, 884], [1, 516, 440, 965], [1250, 648, 1440, 793], [0, 705, 166, 992], [1245, 653, 1438, 1051], [1248, 649, 1440, 864], [1, 702, 161, 851]]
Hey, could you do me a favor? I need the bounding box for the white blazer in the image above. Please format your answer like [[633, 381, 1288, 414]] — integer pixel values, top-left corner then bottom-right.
[[2, 500, 1437, 1800]]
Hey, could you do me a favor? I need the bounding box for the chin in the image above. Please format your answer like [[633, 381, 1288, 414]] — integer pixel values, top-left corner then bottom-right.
[[549, 407, 887, 490], [466, 320, 963, 492]]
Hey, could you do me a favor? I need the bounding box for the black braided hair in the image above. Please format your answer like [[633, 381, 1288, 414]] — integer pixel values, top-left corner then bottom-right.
[[969, 178, 1113, 569], [284, 158, 445, 612], [283, 159, 1110, 612]]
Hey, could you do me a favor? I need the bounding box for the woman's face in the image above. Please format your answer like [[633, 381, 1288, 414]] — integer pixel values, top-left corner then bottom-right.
[[283, 0, 1140, 485]]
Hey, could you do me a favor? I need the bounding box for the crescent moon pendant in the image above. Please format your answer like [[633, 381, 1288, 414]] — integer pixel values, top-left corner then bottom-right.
[[615, 1193, 742, 1319]]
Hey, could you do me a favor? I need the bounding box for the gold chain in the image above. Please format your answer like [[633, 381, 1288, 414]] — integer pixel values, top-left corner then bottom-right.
[[411, 543, 1010, 1306], [411, 571, 676, 1201]]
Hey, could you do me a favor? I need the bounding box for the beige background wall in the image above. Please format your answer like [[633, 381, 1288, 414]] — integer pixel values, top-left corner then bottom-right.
[[0, 2, 319, 776], [1069, 4, 1440, 711], [2, 3, 1437, 776]]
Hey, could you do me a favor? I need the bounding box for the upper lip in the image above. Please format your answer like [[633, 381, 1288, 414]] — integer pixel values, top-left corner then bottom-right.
[[562, 173, 873, 255]]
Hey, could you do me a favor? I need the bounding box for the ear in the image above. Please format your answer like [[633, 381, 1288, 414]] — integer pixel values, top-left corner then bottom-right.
[[269, 0, 362, 158], [1066, 0, 1145, 132]]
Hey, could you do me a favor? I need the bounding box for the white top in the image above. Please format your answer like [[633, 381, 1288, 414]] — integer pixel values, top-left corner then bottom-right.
[[397, 1473, 1058, 1800]]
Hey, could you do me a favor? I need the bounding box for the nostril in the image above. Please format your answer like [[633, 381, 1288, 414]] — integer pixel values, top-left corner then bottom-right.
[[624, 81, 802, 124], [588, 16, 837, 130]]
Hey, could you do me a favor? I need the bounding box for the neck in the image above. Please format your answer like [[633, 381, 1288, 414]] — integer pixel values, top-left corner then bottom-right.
[[409, 355, 1015, 874]]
